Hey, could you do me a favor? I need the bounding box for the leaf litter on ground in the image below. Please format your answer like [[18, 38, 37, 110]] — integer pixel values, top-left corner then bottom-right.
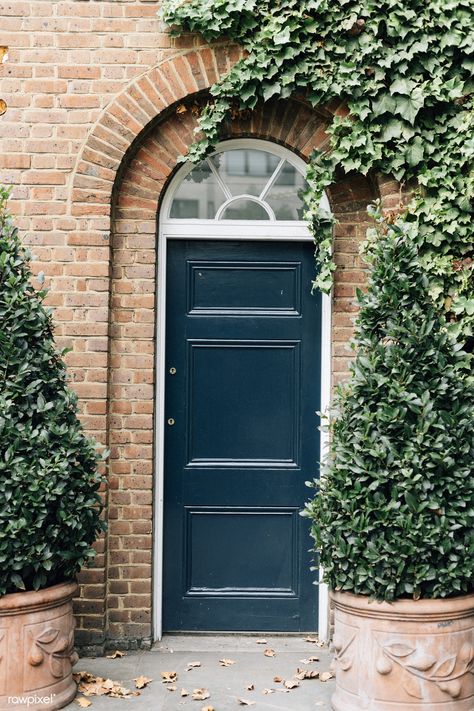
[[73, 671, 140, 700]]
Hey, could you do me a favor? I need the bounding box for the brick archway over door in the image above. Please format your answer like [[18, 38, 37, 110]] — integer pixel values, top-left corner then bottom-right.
[[69, 46, 404, 650]]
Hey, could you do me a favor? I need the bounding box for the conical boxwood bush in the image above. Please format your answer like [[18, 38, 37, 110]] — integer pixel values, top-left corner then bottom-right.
[[307, 205, 474, 601], [0, 188, 105, 595]]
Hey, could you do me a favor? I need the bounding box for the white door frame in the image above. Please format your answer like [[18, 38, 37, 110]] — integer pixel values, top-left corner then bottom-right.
[[153, 139, 331, 641]]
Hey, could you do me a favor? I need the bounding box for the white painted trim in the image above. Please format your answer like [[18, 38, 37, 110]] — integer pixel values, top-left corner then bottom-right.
[[154, 233, 167, 642], [260, 158, 285, 201], [162, 221, 313, 240], [153, 139, 331, 641], [318, 290, 332, 643], [206, 156, 232, 200], [215, 194, 276, 221]]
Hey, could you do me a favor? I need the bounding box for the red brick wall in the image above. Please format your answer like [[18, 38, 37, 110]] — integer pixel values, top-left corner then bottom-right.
[[0, 1, 407, 651]]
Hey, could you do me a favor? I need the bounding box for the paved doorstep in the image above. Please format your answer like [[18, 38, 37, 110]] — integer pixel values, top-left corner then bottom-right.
[[68, 636, 335, 710]]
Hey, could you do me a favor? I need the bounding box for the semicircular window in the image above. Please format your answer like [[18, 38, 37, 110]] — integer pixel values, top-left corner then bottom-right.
[[169, 148, 308, 221]]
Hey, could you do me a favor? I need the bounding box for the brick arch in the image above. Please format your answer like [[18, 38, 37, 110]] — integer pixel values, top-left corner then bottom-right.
[[69, 44, 364, 223]]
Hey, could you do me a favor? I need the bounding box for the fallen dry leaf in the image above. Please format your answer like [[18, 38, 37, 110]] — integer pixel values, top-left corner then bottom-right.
[[256, 639, 267, 644], [105, 650, 125, 659], [284, 679, 300, 689], [245, 683, 254, 691], [109, 685, 138, 699], [237, 699, 256, 706], [273, 676, 283, 683], [161, 671, 177, 684], [75, 699, 92, 709], [295, 668, 319, 680], [187, 661, 202, 670], [167, 685, 177, 692], [219, 658, 236, 667], [264, 648, 276, 657], [304, 636, 319, 643], [176, 104, 187, 114], [300, 656, 319, 664], [262, 688, 275, 694], [201, 707, 215, 711], [73, 672, 96, 684], [320, 671, 334, 682], [192, 688, 210, 701], [181, 688, 189, 697], [134, 676, 152, 690]]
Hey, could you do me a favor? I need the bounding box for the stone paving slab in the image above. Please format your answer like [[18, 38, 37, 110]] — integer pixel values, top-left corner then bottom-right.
[[68, 635, 334, 710]]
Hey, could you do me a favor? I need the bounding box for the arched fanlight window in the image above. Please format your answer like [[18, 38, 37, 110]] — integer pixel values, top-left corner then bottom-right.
[[168, 146, 309, 221]]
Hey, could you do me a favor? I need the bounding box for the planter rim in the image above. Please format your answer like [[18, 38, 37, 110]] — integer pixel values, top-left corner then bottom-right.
[[332, 589, 474, 622], [0, 580, 78, 615]]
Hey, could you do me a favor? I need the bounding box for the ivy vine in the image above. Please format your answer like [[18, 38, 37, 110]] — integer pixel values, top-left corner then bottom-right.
[[161, 0, 473, 341]]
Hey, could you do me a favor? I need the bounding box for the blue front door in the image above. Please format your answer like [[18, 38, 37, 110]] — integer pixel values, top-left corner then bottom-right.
[[163, 239, 321, 631]]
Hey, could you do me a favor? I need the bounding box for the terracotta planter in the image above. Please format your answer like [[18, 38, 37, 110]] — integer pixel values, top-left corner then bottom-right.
[[331, 590, 474, 711], [0, 581, 78, 711]]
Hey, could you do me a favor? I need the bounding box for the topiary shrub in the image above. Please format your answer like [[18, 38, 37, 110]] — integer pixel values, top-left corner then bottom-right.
[[306, 205, 474, 601], [0, 188, 106, 596]]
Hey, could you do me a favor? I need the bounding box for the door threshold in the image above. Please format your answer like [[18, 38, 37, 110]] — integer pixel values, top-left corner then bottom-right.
[[159, 630, 318, 638], [154, 633, 325, 654]]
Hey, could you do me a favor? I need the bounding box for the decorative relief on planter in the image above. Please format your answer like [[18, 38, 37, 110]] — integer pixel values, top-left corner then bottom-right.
[[331, 620, 359, 695], [0, 630, 7, 695], [28, 627, 76, 678], [333, 631, 356, 672], [376, 638, 474, 700], [23, 613, 77, 693]]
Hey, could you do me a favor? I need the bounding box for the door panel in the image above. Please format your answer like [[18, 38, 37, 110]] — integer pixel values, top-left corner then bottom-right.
[[185, 507, 298, 594], [163, 240, 321, 632], [187, 341, 300, 465]]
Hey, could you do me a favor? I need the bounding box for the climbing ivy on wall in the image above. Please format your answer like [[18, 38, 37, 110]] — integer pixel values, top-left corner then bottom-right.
[[161, 0, 473, 340]]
